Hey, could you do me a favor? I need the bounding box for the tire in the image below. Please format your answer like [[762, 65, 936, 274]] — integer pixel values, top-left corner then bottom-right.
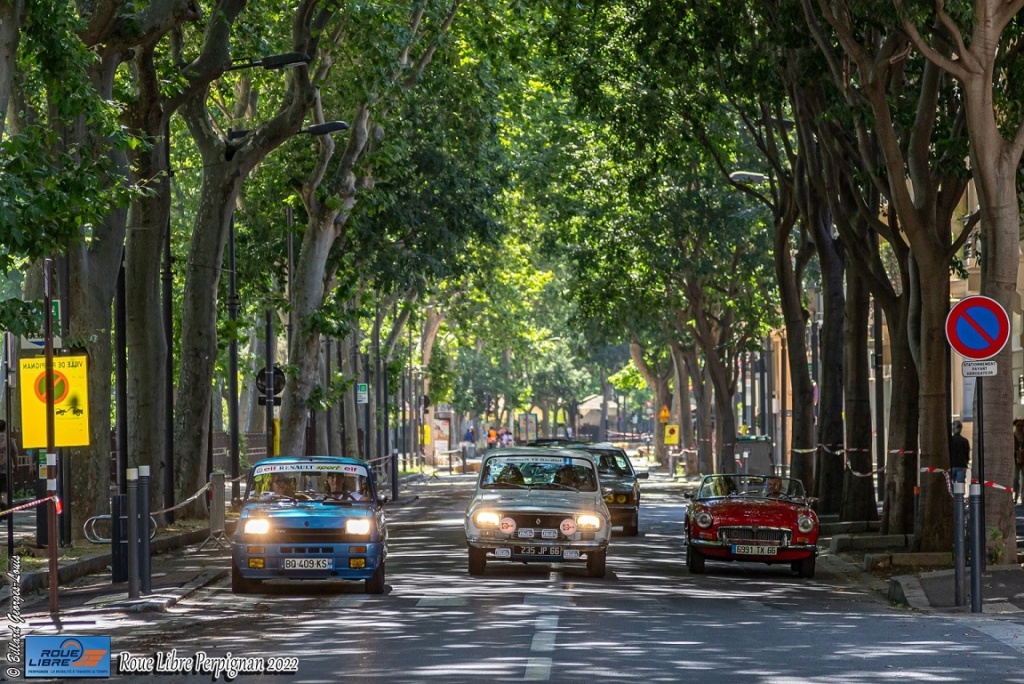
[[587, 548, 607, 578], [468, 547, 487, 576], [686, 544, 706, 574], [625, 513, 639, 536], [365, 561, 386, 594], [796, 555, 816, 579], [231, 563, 261, 594]]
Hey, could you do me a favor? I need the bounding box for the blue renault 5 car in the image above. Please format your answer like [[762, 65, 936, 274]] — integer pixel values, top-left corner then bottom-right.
[[231, 456, 388, 594]]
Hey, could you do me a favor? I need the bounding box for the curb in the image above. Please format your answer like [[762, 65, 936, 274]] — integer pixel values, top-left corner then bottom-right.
[[99, 568, 229, 613]]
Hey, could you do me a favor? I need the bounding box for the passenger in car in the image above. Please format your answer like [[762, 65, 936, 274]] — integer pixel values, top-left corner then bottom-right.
[[554, 466, 577, 488], [327, 472, 367, 500], [495, 464, 525, 485]]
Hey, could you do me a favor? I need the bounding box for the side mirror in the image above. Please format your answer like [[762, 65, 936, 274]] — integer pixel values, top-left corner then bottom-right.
[[636, 472, 650, 480], [377, 495, 389, 506], [683, 489, 695, 500], [231, 497, 243, 511]]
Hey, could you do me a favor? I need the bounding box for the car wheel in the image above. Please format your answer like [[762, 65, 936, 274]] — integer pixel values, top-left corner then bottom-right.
[[231, 563, 261, 594], [468, 547, 487, 576], [796, 555, 816, 579], [587, 548, 607, 578], [686, 544, 706, 574], [625, 513, 639, 536], [365, 561, 386, 594]]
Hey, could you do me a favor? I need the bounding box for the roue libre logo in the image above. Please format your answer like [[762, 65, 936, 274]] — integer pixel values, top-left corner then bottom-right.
[[25, 635, 110, 678]]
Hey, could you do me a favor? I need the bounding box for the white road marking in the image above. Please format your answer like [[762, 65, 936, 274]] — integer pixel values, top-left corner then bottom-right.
[[524, 657, 553, 680], [415, 596, 468, 607], [531, 631, 556, 652]]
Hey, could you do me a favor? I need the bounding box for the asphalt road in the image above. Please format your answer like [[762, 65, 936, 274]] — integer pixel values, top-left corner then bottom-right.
[[16, 474, 1024, 683]]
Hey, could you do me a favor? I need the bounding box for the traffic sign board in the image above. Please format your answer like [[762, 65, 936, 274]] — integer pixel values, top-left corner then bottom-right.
[[357, 383, 369, 404], [255, 366, 285, 395], [945, 295, 1010, 361], [962, 361, 997, 377]]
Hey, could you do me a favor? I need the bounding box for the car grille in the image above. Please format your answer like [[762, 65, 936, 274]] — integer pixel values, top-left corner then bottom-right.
[[718, 526, 789, 545], [260, 528, 362, 543]]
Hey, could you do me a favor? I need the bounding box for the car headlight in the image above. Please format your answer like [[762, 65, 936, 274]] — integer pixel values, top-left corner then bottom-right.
[[694, 511, 713, 529], [345, 518, 372, 535], [243, 519, 270, 535], [797, 515, 815, 533], [603, 492, 615, 503], [616, 493, 628, 504], [576, 514, 602, 531], [474, 510, 501, 528]]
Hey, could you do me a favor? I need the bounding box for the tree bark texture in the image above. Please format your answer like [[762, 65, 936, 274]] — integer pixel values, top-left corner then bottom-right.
[[840, 270, 878, 521]]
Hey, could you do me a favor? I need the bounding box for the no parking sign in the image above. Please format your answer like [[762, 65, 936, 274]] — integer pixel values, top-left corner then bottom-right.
[[945, 295, 1010, 361]]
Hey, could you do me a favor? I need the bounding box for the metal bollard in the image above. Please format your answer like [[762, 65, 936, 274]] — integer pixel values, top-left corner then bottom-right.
[[953, 481, 966, 607], [110, 492, 127, 583], [127, 468, 140, 599], [969, 482, 983, 613], [139, 466, 151, 594]]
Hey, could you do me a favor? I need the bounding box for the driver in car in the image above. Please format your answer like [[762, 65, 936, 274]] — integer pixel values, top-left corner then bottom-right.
[[327, 472, 367, 500]]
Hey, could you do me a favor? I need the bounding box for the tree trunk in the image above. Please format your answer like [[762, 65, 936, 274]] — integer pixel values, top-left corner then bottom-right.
[[670, 342, 696, 451], [840, 270, 878, 521], [420, 306, 443, 463], [881, 308, 919, 535], [340, 329, 360, 458], [812, 208, 847, 514], [684, 348, 713, 473], [914, 252, 953, 552]]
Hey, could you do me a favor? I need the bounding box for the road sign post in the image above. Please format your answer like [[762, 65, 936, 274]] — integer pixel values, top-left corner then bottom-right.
[[945, 295, 1011, 615]]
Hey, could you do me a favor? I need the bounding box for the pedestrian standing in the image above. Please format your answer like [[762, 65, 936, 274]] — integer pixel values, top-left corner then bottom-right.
[[1013, 418, 1024, 504], [949, 420, 970, 484], [0, 420, 18, 507]]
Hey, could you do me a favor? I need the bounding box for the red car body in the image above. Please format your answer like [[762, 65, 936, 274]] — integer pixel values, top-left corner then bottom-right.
[[684, 474, 819, 578]]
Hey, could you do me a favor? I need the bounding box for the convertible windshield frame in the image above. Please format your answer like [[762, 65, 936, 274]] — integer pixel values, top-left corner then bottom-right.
[[696, 474, 806, 501]]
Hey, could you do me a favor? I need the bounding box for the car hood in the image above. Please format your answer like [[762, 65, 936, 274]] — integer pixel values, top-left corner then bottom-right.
[[468, 490, 606, 516], [700, 498, 816, 526], [239, 501, 375, 526]]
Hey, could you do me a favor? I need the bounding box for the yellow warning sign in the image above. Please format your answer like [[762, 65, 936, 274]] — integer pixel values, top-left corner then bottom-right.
[[422, 425, 432, 445], [19, 355, 91, 448], [664, 424, 679, 446], [658, 405, 670, 424]]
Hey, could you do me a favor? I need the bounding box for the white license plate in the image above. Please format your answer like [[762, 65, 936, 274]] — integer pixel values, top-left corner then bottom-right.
[[732, 545, 777, 556], [518, 528, 536, 539], [284, 558, 333, 570]]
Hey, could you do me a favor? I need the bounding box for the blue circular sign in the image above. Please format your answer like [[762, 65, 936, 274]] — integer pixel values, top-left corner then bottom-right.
[[945, 295, 1010, 361]]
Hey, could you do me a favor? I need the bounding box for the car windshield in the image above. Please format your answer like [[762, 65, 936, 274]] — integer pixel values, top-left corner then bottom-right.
[[480, 455, 599, 492], [589, 449, 634, 477], [696, 474, 805, 500], [249, 462, 371, 501]]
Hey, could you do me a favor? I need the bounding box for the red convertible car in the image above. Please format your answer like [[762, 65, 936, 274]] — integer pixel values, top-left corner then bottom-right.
[[684, 474, 819, 578]]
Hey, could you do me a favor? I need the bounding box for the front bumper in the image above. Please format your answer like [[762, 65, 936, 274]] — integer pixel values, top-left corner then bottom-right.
[[467, 536, 607, 562], [691, 539, 817, 562], [231, 541, 385, 581]]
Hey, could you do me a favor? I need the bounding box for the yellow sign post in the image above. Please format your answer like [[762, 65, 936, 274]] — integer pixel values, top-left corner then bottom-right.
[[664, 424, 679, 446], [19, 355, 91, 448], [658, 405, 670, 424]]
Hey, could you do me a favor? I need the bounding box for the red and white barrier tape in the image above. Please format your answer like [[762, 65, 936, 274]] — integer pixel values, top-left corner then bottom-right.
[[0, 495, 61, 518], [151, 482, 211, 516], [920, 466, 1012, 496]]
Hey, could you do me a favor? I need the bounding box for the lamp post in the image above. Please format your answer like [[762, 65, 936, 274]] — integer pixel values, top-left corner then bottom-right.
[[225, 119, 348, 482]]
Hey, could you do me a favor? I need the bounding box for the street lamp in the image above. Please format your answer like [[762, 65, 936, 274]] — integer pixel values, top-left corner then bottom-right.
[[229, 119, 349, 476], [728, 170, 769, 183], [161, 51, 319, 511]]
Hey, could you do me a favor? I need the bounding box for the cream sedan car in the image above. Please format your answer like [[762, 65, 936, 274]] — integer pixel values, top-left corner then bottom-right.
[[464, 448, 612, 578]]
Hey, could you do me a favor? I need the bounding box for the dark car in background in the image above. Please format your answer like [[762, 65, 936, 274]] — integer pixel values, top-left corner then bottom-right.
[[527, 440, 648, 536]]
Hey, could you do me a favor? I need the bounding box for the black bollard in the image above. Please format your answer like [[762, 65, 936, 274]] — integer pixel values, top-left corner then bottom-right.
[[969, 481, 983, 613], [110, 492, 127, 583], [127, 468, 139, 599], [139, 465, 151, 594], [34, 452, 47, 548]]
